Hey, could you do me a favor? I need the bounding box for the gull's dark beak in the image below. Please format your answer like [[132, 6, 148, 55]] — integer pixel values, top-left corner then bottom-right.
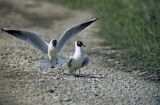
[[82, 43, 86, 47]]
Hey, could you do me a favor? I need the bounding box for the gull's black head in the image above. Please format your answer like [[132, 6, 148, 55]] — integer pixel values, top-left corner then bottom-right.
[[52, 39, 57, 47], [77, 41, 86, 47]]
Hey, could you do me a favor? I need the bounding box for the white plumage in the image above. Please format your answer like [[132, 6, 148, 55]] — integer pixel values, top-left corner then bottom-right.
[[68, 41, 89, 74], [2, 18, 97, 68]]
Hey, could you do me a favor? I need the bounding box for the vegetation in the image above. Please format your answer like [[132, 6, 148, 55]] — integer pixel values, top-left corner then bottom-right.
[[46, 0, 160, 70]]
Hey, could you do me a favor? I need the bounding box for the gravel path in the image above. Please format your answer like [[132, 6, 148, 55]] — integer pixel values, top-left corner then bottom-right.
[[0, 0, 160, 105]]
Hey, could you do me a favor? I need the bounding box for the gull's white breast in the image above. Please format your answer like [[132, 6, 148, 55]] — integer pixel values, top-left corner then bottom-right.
[[72, 47, 85, 69], [48, 45, 57, 60]]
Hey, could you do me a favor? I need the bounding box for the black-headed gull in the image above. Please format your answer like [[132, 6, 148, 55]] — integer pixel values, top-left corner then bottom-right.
[[1, 18, 97, 68], [67, 41, 89, 74]]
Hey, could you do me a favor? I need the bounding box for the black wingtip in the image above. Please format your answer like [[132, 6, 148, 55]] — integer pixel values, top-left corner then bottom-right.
[[1, 28, 11, 32], [1, 28, 11, 33], [86, 17, 98, 24], [88, 17, 98, 24], [92, 17, 98, 22], [1, 28, 21, 35], [1, 28, 6, 32], [94, 17, 98, 21]]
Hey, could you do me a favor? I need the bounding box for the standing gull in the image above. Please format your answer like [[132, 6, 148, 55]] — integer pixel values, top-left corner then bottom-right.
[[67, 41, 89, 74], [1, 18, 97, 68]]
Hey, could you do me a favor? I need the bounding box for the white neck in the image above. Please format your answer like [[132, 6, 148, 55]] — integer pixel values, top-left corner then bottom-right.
[[73, 45, 84, 58]]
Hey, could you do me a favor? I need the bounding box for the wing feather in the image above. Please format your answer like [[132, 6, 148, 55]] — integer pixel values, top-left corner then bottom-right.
[[57, 18, 98, 52], [1, 28, 48, 53], [81, 56, 89, 67]]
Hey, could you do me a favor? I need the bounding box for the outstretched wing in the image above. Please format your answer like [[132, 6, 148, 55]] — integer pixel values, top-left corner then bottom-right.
[[1, 28, 48, 53], [57, 18, 98, 52]]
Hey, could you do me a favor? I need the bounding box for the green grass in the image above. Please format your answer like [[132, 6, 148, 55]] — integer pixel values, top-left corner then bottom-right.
[[46, 0, 160, 70]]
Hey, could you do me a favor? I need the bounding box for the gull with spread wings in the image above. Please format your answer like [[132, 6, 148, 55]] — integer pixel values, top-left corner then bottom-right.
[[1, 18, 97, 68]]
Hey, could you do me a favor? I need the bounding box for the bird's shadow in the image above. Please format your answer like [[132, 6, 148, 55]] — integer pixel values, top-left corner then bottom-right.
[[63, 73, 106, 79], [40, 56, 65, 68]]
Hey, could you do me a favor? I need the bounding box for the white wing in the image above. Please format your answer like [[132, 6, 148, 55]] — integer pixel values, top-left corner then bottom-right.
[[1, 28, 48, 53], [57, 18, 98, 52]]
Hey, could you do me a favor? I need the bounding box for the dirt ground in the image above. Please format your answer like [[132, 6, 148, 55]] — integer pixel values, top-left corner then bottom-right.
[[0, 0, 160, 105]]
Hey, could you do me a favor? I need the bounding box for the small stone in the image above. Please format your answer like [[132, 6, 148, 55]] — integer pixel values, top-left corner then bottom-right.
[[47, 89, 54, 93]]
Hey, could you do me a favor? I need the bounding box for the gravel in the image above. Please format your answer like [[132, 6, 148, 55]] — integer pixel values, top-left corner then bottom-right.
[[0, 0, 160, 105]]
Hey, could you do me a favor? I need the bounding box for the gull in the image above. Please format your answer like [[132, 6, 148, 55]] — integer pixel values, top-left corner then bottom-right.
[[67, 41, 89, 75], [1, 18, 97, 68]]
